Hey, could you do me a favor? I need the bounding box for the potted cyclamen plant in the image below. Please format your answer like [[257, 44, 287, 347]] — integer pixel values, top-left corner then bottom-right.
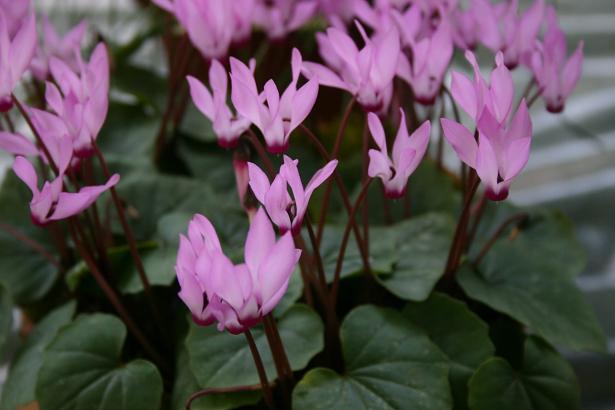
[[0, 0, 603, 409]]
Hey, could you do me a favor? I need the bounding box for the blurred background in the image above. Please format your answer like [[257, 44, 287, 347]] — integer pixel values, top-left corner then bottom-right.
[[0, 0, 613, 408]]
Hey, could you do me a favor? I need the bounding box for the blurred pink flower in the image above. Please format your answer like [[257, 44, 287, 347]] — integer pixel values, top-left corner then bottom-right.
[[0, 0, 31, 37], [367, 109, 431, 198], [30, 16, 87, 81], [187, 59, 254, 149], [175, 208, 301, 333], [12, 151, 119, 225], [248, 155, 337, 234], [441, 101, 532, 201], [0, 9, 36, 111], [303, 21, 399, 111], [451, 51, 514, 125], [45, 43, 109, 157], [254, 0, 317, 40], [530, 6, 583, 114], [231, 49, 319, 153], [0, 131, 38, 157]]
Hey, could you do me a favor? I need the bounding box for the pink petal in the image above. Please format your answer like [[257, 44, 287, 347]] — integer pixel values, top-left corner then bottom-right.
[[50, 174, 119, 220], [187, 75, 215, 119], [265, 175, 292, 233], [372, 27, 400, 89], [244, 207, 276, 277], [0, 132, 38, 156], [561, 42, 583, 97], [302, 62, 348, 90], [247, 162, 271, 205], [502, 137, 531, 180], [367, 112, 388, 153], [475, 133, 499, 194], [231, 71, 263, 128], [368, 149, 393, 180], [9, 13, 36, 84], [451, 71, 477, 120], [12, 156, 39, 195], [326, 26, 359, 69], [258, 232, 300, 313], [489, 53, 514, 122], [440, 118, 478, 168], [289, 77, 318, 132], [304, 159, 338, 201], [209, 59, 228, 96]]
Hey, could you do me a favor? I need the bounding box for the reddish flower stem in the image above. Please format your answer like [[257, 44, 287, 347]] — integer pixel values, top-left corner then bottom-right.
[[244, 129, 276, 179], [331, 179, 373, 306], [244, 330, 275, 410], [2, 112, 15, 132], [316, 97, 356, 245], [263, 315, 292, 408]]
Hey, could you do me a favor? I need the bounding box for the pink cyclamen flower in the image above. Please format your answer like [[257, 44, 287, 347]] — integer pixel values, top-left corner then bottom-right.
[[441, 101, 532, 201], [475, 0, 545, 69], [12, 150, 119, 225], [30, 16, 88, 81], [0, 0, 31, 37], [530, 6, 583, 114], [303, 21, 400, 111], [176, 208, 301, 333], [451, 51, 514, 125], [396, 9, 454, 105], [254, 0, 318, 40], [0, 131, 38, 157], [154, 0, 254, 59], [248, 156, 338, 234], [187, 60, 254, 149], [367, 109, 431, 198], [451, 0, 481, 50], [231, 48, 319, 153], [45, 42, 109, 157], [0, 9, 36, 111]]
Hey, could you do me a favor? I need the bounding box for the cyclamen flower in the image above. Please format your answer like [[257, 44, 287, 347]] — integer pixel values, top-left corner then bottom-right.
[[0, 9, 36, 111], [154, 0, 254, 59], [530, 7, 583, 114], [441, 101, 532, 201], [475, 0, 545, 69], [395, 8, 454, 105], [176, 208, 301, 333], [254, 0, 318, 40], [451, 1, 481, 50], [187, 59, 254, 149], [231, 49, 319, 153], [45, 43, 109, 157], [30, 17, 87, 81], [451, 51, 514, 125], [0, 131, 38, 157], [248, 156, 338, 234], [367, 109, 431, 198], [0, 0, 31, 37], [12, 145, 119, 225], [303, 21, 400, 111]]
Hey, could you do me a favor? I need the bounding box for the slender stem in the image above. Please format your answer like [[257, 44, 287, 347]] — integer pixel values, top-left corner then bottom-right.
[[0, 221, 60, 268], [316, 97, 356, 245], [67, 219, 165, 368], [2, 112, 15, 132], [91, 141, 167, 339], [186, 384, 266, 410], [441, 86, 461, 123], [244, 330, 275, 410], [263, 315, 292, 408], [304, 216, 327, 292], [465, 192, 487, 249], [443, 177, 480, 279], [331, 179, 373, 306], [11, 94, 58, 175], [244, 130, 276, 179], [361, 120, 370, 254], [474, 213, 529, 266], [526, 89, 541, 108], [297, 124, 371, 276]]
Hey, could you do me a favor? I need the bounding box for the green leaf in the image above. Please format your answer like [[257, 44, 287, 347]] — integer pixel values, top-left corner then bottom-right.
[[36, 314, 163, 410], [458, 238, 606, 352], [292, 305, 452, 410], [1, 302, 76, 410], [186, 304, 323, 387], [468, 337, 580, 410], [172, 344, 260, 410], [375, 213, 454, 301], [404, 293, 495, 409], [0, 173, 58, 304], [0, 283, 12, 361]]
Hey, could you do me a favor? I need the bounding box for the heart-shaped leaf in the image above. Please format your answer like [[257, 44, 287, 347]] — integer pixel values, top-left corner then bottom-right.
[[186, 304, 323, 388], [36, 314, 163, 410], [292, 305, 452, 410], [468, 337, 580, 410], [404, 293, 495, 409]]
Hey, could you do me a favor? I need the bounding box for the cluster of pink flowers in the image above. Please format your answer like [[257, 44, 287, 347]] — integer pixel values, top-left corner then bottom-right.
[[0, 0, 585, 336], [0, 1, 117, 225]]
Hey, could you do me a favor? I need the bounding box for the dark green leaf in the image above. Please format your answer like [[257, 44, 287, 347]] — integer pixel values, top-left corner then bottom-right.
[[292, 305, 452, 410], [458, 238, 606, 352], [36, 314, 163, 410], [186, 304, 323, 387], [375, 213, 454, 301], [468, 337, 580, 410], [172, 344, 260, 410], [404, 293, 495, 409], [0, 173, 58, 304], [1, 302, 76, 409], [0, 283, 12, 361]]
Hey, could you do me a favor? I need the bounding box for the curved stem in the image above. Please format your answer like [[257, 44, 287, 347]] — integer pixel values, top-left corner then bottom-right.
[[186, 384, 266, 410], [243, 130, 276, 179], [245, 330, 275, 410], [0, 221, 60, 268], [331, 179, 373, 306], [316, 97, 356, 245], [11, 94, 58, 175], [474, 213, 529, 266]]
